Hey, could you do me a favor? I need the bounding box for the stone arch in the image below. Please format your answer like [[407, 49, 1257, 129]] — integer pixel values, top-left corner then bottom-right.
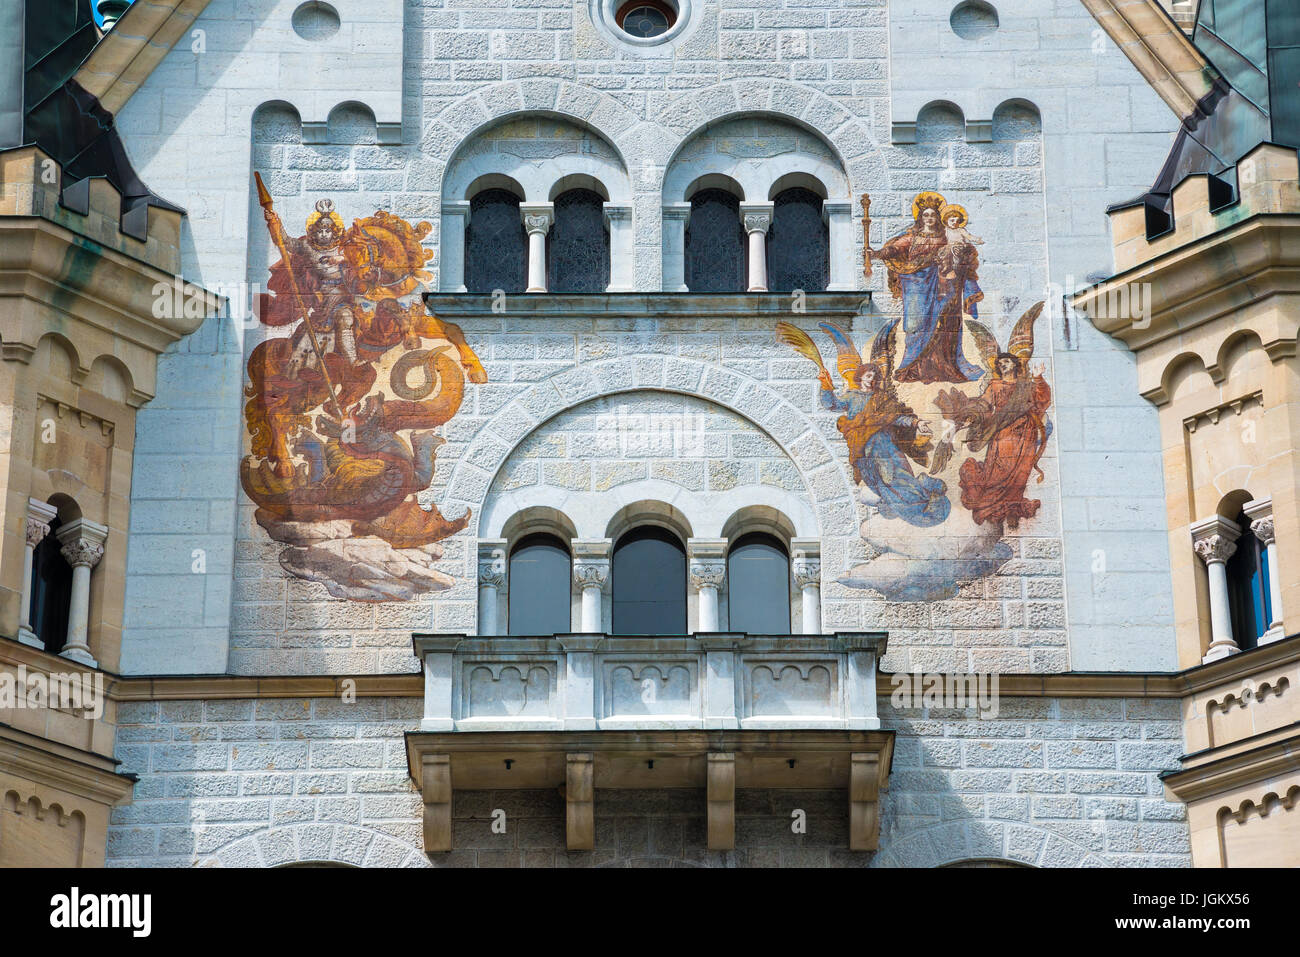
[[443, 114, 632, 205], [873, 820, 1108, 868], [198, 822, 426, 869], [326, 101, 379, 145], [992, 97, 1043, 141], [422, 79, 646, 193], [662, 115, 851, 204], [439, 356, 852, 540], [1160, 350, 1216, 404], [915, 100, 966, 143], [251, 100, 303, 144], [653, 80, 887, 194]]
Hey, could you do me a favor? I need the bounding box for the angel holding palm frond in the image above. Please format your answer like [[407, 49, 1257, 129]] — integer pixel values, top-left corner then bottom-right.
[[775, 319, 951, 528], [932, 301, 1052, 528]]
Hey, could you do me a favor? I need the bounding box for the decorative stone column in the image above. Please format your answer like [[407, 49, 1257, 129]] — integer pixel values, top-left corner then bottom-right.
[[687, 538, 728, 633], [476, 540, 507, 636], [604, 204, 635, 292], [662, 203, 691, 291], [54, 518, 108, 668], [740, 202, 773, 293], [791, 539, 823, 634], [1243, 497, 1285, 644], [520, 203, 554, 293], [439, 200, 471, 292], [572, 539, 611, 634], [823, 200, 854, 290], [1191, 515, 1242, 663], [17, 499, 58, 649]]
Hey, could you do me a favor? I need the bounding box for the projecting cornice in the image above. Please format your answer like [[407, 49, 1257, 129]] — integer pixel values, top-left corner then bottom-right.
[[1079, 0, 1218, 120], [73, 0, 216, 116]]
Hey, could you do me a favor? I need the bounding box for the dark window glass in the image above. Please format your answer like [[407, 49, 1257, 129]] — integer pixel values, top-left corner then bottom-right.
[[612, 526, 686, 635], [685, 188, 744, 293], [30, 516, 72, 653], [727, 533, 791, 634], [508, 534, 572, 636], [1226, 515, 1270, 650], [547, 188, 609, 293], [618, 3, 673, 38], [465, 188, 526, 294], [766, 188, 828, 293]]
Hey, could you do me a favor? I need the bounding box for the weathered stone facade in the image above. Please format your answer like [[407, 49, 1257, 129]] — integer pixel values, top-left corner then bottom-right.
[[106, 693, 1188, 867]]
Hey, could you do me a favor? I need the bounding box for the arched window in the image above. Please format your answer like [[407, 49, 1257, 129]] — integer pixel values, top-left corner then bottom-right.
[[612, 526, 687, 634], [1227, 512, 1271, 651], [684, 188, 745, 293], [508, 534, 572, 636], [766, 188, 828, 292], [465, 188, 526, 293], [727, 533, 791, 634], [547, 188, 610, 293], [30, 516, 72, 654]]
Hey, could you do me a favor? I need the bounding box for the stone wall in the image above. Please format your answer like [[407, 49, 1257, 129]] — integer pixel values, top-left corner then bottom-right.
[[105, 694, 1190, 867]]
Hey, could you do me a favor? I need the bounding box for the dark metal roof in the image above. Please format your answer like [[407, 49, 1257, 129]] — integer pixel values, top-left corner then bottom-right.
[[7, 0, 179, 219], [1117, 0, 1300, 236]]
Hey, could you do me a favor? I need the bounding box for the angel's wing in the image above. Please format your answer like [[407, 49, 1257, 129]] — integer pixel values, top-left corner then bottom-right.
[[818, 321, 864, 384], [964, 318, 1000, 369], [1008, 300, 1045, 361], [869, 318, 900, 384], [776, 322, 827, 372]]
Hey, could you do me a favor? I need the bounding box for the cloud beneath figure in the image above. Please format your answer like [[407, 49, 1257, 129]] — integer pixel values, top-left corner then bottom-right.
[[839, 499, 1012, 601], [278, 537, 454, 602]]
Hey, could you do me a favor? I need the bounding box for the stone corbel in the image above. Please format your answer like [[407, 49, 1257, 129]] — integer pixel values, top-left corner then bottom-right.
[[566, 753, 594, 851], [849, 752, 883, 851], [422, 753, 452, 853], [707, 752, 736, 850]]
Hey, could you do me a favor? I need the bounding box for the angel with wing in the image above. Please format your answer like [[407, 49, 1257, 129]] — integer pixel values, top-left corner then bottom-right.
[[776, 319, 951, 528], [932, 302, 1052, 528]]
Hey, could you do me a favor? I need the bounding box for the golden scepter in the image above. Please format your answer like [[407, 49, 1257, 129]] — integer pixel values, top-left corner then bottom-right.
[[860, 192, 873, 279], [253, 171, 346, 422]]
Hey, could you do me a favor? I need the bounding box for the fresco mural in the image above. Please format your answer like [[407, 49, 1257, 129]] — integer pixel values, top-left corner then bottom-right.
[[780, 191, 1052, 602], [241, 174, 485, 600]]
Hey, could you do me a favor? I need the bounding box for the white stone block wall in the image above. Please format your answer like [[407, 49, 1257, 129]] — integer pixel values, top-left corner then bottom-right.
[[114, 0, 1182, 675], [104, 694, 1190, 867]]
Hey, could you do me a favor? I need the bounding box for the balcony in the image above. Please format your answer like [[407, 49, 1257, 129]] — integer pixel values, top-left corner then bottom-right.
[[405, 632, 894, 855]]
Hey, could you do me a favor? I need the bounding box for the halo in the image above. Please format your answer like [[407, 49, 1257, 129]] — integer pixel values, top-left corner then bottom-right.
[[939, 203, 968, 228], [911, 191, 946, 220]]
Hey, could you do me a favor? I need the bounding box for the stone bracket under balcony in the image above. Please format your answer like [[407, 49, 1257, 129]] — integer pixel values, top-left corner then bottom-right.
[[411, 632, 888, 732], [404, 729, 895, 855]]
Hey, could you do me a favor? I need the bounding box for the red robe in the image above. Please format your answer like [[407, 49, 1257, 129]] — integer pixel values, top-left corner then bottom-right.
[[957, 374, 1051, 527]]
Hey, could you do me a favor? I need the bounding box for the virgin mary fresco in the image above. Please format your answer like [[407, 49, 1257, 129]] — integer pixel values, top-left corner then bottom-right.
[[871, 191, 985, 384]]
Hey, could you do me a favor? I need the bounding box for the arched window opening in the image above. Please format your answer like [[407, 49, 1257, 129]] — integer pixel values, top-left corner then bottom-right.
[[684, 188, 744, 293], [30, 516, 72, 654], [727, 533, 791, 634], [547, 188, 610, 293], [1226, 512, 1271, 651], [612, 526, 687, 635], [465, 188, 526, 293], [508, 534, 572, 636], [766, 187, 828, 292]]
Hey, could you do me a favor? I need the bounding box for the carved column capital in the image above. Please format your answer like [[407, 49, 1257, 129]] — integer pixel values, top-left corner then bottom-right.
[[25, 518, 51, 549], [573, 559, 609, 590], [1193, 535, 1236, 566], [520, 203, 555, 236], [477, 554, 506, 589], [1248, 516, 1275, 546], [689, 559, 725, 591], [54, 518, 109, 569], [60, 539, 104, 570], [792, 557, 822, 590], [1190, 514, 1242, 566]]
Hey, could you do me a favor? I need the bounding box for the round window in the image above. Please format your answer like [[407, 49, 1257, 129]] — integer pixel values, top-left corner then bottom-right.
[[616, 1, 677, 39]]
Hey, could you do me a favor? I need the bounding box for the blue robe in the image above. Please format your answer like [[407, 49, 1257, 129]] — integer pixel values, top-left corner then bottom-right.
[[821, 385, 951, 527]]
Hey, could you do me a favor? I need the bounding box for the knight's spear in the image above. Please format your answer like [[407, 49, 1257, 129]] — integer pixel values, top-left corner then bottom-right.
[[253, 171, 346, 422], [860, 192, 873, 279]]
